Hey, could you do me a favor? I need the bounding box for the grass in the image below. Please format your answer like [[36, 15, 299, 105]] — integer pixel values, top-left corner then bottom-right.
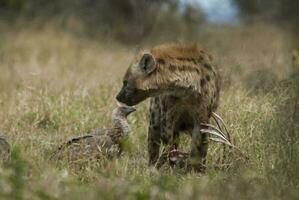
[[0, 22, 298, 199]]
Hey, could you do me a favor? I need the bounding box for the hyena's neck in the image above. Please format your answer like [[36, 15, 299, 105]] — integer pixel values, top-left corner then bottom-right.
[[151, 70, 202, 98], [158, 84, 195, 98]]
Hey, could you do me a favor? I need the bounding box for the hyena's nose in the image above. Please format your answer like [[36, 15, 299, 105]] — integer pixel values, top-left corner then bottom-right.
[[116, 91, 125, 103], [116, 93, 122, 102]]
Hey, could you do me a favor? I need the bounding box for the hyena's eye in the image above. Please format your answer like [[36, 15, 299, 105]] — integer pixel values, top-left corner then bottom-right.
[[123, 80, 128, 87]]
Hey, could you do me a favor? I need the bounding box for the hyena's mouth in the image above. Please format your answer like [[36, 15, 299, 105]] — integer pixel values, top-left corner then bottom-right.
[[116, 87, 149, 106], [116, 100, 130, 107]]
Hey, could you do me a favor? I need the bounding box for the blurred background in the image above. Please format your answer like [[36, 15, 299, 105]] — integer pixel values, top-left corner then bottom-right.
[[0, 0, 298, 45]]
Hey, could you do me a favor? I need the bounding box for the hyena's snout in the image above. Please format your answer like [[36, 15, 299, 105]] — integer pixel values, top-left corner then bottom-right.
[[116, 86, 131, 105], [116, 85, 148, 106]]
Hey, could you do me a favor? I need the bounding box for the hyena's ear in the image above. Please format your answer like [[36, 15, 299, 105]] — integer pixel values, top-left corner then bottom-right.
[[139, 53, 156, 75]]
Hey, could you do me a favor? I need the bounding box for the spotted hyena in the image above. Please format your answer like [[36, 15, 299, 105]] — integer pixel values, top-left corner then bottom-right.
[[116, 43, 220, 170]]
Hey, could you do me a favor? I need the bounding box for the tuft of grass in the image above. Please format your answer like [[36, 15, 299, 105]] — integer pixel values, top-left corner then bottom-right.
[[243, 68, 278, 95]]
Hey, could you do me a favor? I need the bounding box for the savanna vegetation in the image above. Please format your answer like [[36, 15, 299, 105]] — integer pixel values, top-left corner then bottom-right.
[[0, 0, 298, 199]]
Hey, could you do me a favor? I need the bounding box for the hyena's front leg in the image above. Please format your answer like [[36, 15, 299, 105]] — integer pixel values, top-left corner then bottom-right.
[[148, 124, 161, 166], [148, 97, 161, 166], [158, 108, 178, 168], [190, 124, 209, 172]]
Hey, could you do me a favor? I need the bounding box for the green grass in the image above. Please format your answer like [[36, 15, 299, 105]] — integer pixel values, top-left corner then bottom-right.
[[0, 23, 298, 199]]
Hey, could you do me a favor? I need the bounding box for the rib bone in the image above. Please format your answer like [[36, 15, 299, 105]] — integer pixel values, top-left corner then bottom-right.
[[209, 137, 234, 147], [212, 112, 231, 141], [201, 123, 227, 140], [200, 128, 232, 146]]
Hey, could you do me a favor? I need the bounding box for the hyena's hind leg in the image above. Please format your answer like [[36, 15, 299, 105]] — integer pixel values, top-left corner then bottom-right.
[[190, 123, 209, 172], [148, 97, 162, 166]]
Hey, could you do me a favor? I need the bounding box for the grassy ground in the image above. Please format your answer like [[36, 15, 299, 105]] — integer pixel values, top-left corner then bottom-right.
[[0, 23, 298, 199]]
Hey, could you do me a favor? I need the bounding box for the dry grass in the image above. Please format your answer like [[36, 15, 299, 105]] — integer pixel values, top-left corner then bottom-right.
[[0, 23, 298, 199]]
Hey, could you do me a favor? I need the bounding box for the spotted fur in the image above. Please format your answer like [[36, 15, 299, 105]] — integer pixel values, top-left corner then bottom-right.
[[116, 43, 220, 170]]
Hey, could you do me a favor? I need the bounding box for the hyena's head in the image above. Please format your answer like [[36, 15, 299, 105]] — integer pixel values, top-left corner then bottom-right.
[[116, 44, 205, 106], [116, 52, 159, 106]]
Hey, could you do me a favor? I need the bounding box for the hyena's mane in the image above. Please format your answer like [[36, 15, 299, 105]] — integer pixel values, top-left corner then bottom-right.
[[137, 43, 216, 95]]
